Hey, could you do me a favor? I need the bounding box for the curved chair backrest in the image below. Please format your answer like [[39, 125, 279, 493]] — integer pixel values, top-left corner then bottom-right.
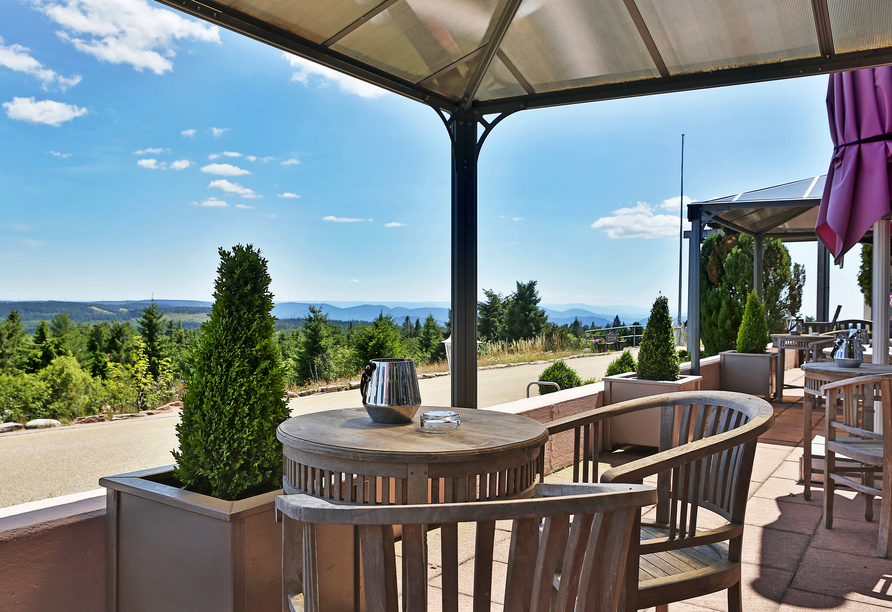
[[277, 482, 656, 612]]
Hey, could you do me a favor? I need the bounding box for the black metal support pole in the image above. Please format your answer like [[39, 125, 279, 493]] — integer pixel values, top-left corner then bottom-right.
[[450, 109, 479, 408], [816, 242, 830, 321]]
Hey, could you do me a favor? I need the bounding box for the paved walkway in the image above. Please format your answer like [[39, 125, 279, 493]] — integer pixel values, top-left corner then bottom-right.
[[0, 350, 634, 508]]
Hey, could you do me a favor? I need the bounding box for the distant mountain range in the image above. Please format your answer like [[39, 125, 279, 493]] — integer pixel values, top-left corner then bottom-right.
[[0, 299, 664, 332]]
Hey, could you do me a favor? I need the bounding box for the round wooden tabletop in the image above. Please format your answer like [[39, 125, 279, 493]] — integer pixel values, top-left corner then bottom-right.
[[277, 406, 549, 464], [801, 361, 892, 377]]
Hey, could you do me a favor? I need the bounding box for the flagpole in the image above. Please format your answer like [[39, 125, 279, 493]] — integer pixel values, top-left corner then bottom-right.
[[677, 134, 685, 326]]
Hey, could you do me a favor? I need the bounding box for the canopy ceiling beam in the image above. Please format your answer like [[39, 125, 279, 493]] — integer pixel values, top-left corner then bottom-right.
[[702, 200, 818, 211], [496, 50, 535, 95], [622, 0, 670, 77], [152, 0, 458, 111], [474, 46, 892, 114], [460, 0, 525, 110], [708, 218, 757, 236], [419, 48, 485, 88], [323, 0, 397, 47], [810, 0, 835, 58]]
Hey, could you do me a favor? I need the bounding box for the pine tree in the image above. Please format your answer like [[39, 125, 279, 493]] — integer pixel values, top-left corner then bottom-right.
[[173, 245, 289, 500], [477, 289, 504, 342], [352, 312, 407, 369], [417, 315, 445, 363], [737, 291, 770, 354], [502, 281, 548, 342], [636, 295, 679, 381], [137, 300, 167, 381], [294, 306, 341, 383]]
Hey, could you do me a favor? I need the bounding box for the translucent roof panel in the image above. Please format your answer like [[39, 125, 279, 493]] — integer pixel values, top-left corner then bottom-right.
[[635, 0, 819, 75], [828, 0, 892, 55], [475, 54, 529, 101], [157, 0, 892, 112], [222, 0, 370, 45], [331, 0, 502, 87], [735, 176, 820, 202], [497, 0, 660, 94]]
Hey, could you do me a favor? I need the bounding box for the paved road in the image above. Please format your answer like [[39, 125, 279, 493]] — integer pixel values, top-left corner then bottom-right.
[[0, 350, 636, 508]]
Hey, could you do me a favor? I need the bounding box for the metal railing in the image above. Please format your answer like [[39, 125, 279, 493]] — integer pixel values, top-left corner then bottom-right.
[[584, 325, 644, 348]]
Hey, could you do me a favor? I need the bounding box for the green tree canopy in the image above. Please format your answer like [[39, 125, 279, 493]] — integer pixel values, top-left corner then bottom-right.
[[294, 306, 343, 383], [352, 313, 408, 369], [0, 310, 29, 374], [502, 280, 548, 342], [636, 296, 679, 381], [416, 315, 445, 363], [137, 300, 167, 381], [477, 289, 504, 342]]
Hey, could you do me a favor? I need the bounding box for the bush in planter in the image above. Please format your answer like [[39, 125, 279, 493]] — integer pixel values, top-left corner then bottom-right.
[[636, 295, 679, 381], [605, 350, 637, 376], [174, 245, 289, 500], [737, 291, 770, 354], [537, 360, 581, 394]]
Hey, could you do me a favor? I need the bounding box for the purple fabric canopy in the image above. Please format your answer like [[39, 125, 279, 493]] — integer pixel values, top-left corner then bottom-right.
[[816, 67, 892, 263]]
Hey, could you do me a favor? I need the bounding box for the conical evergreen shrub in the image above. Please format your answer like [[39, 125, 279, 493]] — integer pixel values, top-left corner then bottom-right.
[[736, 291, 770, 354], [173, 245, 289, 500], [636, 295, 679, 381]]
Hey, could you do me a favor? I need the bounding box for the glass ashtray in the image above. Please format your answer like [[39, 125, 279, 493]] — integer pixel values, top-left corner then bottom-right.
[[420, 410, 460, 433]]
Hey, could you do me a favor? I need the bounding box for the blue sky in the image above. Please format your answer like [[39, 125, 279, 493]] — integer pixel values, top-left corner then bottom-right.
[[0, 0, 864, 318]]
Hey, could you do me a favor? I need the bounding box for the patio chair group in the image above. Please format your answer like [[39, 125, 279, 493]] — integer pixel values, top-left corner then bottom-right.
[[278, 390, 777, 611]]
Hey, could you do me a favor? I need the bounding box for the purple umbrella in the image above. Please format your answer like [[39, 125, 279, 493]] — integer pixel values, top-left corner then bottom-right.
[[816, 67, 892, 263]]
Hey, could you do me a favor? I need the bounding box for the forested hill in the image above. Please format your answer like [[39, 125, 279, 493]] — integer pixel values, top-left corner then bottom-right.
[[0, 301, 213, 332]]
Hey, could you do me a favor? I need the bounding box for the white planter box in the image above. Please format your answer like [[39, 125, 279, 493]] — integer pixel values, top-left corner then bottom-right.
[[719, 350, 777, 399], [601, 372, 702, 448]]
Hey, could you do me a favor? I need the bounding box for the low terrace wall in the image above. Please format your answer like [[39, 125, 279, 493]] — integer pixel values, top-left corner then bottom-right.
[[0, 356, 721, 612]]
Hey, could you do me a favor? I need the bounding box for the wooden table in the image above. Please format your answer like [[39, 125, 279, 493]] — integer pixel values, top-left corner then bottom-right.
[[801, 362, 892, 500], [770, 333, 835, 400], [276, 406, 548, 610]]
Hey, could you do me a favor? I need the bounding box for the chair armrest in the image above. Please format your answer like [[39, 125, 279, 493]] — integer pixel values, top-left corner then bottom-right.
[[600, 412, 774, 484], [546, 393, 675, 436]]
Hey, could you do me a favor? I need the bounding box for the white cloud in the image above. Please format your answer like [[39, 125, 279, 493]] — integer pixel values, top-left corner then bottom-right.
[[191, 197, 227, 207], [659, 195, 696, 210], [0, 36, 81, 90], [222, 151, 241, 157], [284, 53, 387, 99], [384, 222, 406, 227], [512, 217, 524, 221], [280, 158, 300, 166], [137, 158, 159, 169], [201, 163, 250, 176], [278, 192, 300, 198], [591, 201, 689, 239], [47, 150, 71, 158], [207, 153, 219, 159], [170, 159, 191, 170], [134, 147, 167, 154], [33, 0, 220, 74], [207, 179, 258, 198], [211, 127, 228, 138], [3, 97, 87, 126], [324, 216, 369, 223], [181, 128, 195, 137], [246, 155, 256, 161], [260, 156, 274, 162], [350, 279, 359, 283], [236, 204, 254, 209]]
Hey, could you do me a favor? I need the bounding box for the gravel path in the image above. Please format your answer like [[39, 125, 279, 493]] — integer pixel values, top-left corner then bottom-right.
[[0, 349, 636, 508]]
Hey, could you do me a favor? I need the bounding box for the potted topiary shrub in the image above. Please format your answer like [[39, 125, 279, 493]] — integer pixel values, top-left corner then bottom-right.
[[720, 290, 777, 398], [602, 295, 702, 448], [101, 244, 290, 612]]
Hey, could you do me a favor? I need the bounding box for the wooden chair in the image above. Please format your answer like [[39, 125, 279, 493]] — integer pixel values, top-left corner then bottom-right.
[[546, 391, 775, 612], [276, 482, 656, 612], [605, 332, 624, 351], [821, 374, 892, 558]]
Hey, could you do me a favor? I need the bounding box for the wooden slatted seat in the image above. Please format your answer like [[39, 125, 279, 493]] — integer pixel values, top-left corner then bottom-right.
[[822, 374, 892, 558], [546, 390, 775, 611], [277, 482, 656, 612]]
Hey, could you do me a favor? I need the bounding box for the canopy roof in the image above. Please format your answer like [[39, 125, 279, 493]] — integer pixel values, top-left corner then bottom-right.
[[157, 0, 892, 114], [698, 175, 840, 243]]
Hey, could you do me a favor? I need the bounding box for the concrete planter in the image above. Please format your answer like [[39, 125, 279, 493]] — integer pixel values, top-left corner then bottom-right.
[[601, 372, 702, 448], [100, 466, 282, 612], [719, 350, 777, 399]]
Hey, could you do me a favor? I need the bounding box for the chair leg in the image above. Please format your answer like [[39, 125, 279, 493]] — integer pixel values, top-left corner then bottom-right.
[[879, 493, 891, 558], [728, 582, 742, 612], [864, 471, 875, 523], [655, 605, 669, 612], [824, 450, 835, 529], [803, 394, 813, 501]]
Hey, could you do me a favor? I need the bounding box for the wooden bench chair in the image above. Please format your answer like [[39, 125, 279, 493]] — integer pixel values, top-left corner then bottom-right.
[[822, 374, 892, 558], [276, 482, 656, 612], [546, 391, 775, 611]]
